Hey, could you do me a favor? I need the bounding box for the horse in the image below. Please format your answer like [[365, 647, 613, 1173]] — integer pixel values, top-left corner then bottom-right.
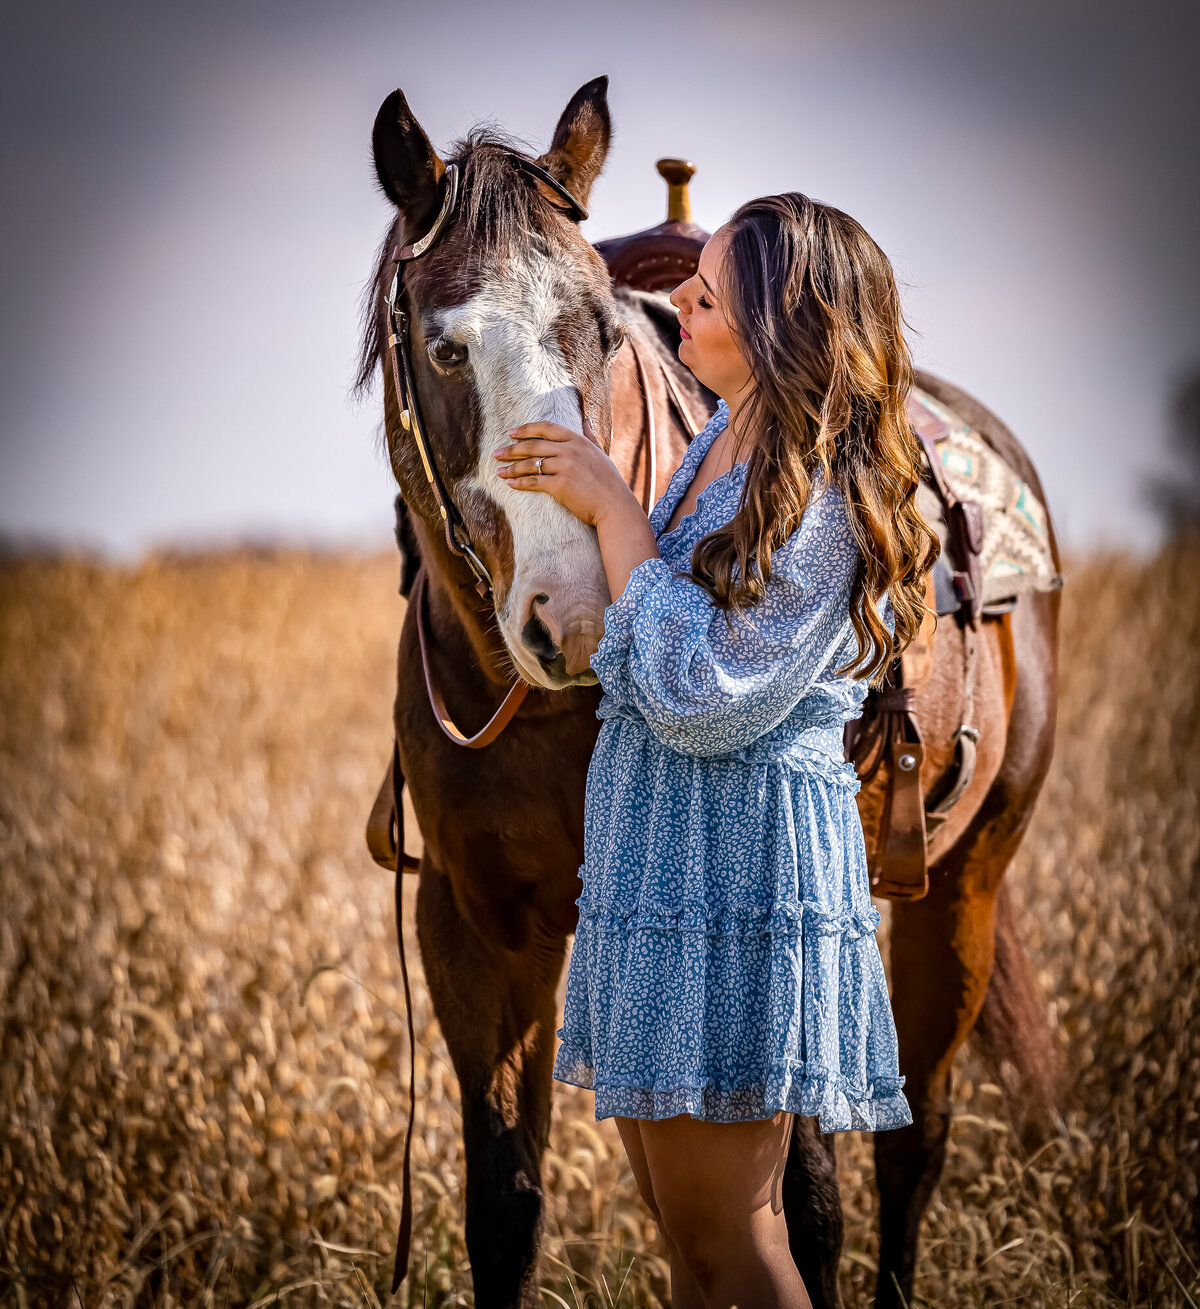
[[356, 74, 1062, 1309]]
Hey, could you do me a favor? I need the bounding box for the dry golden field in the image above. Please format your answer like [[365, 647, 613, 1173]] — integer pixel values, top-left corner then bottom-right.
[[1, 541, 1197, 1308]]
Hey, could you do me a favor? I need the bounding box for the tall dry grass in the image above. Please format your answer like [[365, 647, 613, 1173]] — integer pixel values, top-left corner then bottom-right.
[[0, 540, 1196, 1307]]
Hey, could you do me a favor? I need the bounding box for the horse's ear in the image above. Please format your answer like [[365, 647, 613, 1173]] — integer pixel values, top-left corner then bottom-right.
[[371, 88, 446, 231], [538, 75, 611, 210]]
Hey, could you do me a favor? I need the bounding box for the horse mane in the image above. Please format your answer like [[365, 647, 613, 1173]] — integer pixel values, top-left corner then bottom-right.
[[354, 125, 560, 400]]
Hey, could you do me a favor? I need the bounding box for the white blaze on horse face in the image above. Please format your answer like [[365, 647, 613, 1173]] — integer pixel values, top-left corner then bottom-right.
[[436, 250, 608, 685]]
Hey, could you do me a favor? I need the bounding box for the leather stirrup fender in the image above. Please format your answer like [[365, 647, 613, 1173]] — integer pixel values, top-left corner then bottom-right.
[[867, 660, 931, 900], [872, 731, 930, 900]]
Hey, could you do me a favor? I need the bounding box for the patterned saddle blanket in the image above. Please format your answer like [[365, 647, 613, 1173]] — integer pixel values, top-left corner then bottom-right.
[[908, 387, 1065, 615]]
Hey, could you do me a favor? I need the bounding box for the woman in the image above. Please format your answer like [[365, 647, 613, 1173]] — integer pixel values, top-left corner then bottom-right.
[[492, 193, 938, 1308]]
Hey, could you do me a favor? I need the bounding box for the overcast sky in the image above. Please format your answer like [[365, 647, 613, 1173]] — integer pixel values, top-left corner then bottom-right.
[[1, 0, 1197, 560]]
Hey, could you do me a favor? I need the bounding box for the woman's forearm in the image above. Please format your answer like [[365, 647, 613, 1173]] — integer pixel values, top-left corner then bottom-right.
[[595, 501, 663, 606]]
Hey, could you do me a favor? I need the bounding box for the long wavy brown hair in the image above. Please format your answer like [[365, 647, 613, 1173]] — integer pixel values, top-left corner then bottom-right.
[[688, 192, 940, 688]]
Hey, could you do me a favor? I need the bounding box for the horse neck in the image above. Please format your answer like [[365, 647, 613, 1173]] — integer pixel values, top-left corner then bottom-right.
[[607, 318, 697, 512]]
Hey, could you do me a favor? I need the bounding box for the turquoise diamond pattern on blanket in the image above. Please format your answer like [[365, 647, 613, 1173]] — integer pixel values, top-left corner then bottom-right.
[[551, 400, 913, 1131]]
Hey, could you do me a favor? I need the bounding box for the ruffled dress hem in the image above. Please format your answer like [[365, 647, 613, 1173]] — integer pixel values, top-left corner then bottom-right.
[[551, 1042, 913, 1132], [552, 874, 914, 1132]]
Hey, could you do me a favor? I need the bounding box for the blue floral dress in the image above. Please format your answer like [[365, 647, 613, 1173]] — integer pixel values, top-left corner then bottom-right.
[[551, 400, 913, 1132]]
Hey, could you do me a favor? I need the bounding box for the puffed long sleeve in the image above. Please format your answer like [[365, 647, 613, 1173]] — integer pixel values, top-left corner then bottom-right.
[[589, 479, 870, 758]]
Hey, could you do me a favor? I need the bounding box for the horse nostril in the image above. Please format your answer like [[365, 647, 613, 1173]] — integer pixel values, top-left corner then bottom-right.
[[521, 598, 560, 663], [515, 588, 599, 680]]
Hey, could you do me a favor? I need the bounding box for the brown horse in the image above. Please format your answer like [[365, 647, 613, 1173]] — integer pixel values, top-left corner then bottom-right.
[[357, 75, 1060, 1309]]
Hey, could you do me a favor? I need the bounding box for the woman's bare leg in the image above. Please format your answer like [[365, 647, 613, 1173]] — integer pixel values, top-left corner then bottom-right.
[[614, 1116, 707, 1309], [638, 1109, 811, 1309]]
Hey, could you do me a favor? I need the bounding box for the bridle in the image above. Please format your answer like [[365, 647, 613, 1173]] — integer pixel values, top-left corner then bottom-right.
[[376, 150, 698, 755], [382, 154, 590, 602]]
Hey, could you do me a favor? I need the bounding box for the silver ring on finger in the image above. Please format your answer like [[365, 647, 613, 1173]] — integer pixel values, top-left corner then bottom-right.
[[535, 456, 545, 476]]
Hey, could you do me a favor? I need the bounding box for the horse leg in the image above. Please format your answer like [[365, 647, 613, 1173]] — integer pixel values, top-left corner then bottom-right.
[[875, 598, 1059, 1307], [782, 1115, 844, 1309], [874, 757, 1054, 1308], [872, 858, 999, 1308], [415, 860, 566, 1309]]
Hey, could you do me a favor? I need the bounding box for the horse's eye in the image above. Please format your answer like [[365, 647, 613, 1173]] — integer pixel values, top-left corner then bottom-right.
[[427, 336, 468, 373], [608, 326, 627, 357]]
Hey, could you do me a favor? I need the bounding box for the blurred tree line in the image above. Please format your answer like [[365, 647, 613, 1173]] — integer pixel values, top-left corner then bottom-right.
[[1147, 364, 1200, 541]]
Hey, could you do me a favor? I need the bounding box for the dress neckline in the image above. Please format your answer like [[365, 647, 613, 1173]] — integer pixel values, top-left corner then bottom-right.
[[656, 402, 749, 542]]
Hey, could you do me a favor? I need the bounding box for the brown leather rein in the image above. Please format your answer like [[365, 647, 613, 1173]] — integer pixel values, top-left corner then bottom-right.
[[367, 154, 700, 1293]]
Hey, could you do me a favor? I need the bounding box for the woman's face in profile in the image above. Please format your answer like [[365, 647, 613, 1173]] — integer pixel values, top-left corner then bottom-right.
[[670, 223, 754, 406]]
